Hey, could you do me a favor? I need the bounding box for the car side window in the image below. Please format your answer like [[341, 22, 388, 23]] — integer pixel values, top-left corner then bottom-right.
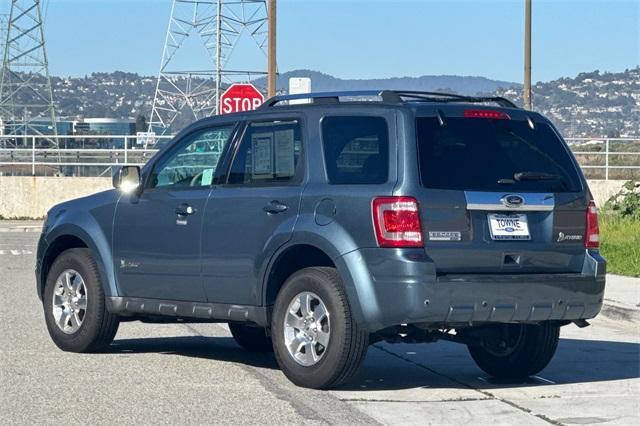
[[321, 116, 389, 184], [149, 125, 234, 189], [227, 119, 302, 185]]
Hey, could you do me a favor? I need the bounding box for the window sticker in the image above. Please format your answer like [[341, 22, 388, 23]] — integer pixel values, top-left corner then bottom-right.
[[201, 168, 214, 186], [251, 132, 274, 177], [275, 129, 295, 177]]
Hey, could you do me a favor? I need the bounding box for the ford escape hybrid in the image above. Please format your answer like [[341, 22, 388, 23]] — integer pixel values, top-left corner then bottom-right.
[[36, 91, 606, 389]]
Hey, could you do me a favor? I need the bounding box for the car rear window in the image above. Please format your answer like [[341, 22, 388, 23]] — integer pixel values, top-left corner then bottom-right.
[[416, 117, 582, 192], [322, 116, 389, 184]]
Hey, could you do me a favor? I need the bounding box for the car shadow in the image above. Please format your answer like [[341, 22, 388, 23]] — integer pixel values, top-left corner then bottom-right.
[[338, 337, 640, 391], [106, 336, 639, 390], [108, 335, 279, 370]]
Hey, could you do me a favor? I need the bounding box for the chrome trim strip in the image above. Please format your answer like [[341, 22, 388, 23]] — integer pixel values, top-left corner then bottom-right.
[[465, 191, 554, 211]]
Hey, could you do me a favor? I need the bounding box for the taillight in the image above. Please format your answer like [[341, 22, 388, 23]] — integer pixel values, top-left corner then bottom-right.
[[585, 200, 600, 249], [463, 109, 511, 120], [372, 196, 423, 248]]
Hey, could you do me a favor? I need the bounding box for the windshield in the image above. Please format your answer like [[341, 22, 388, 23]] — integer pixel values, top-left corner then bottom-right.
[[416, 117, 582, 192]]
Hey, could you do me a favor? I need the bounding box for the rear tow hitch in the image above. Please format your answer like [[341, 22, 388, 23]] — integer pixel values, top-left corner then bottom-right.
[[573, 319, 590, 328]]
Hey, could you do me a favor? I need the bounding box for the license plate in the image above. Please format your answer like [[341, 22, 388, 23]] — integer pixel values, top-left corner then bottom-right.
[[488, 213, 530, 240]]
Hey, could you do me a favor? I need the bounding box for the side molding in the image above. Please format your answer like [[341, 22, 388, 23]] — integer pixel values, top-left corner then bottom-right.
[[107, 297, 270, 327]]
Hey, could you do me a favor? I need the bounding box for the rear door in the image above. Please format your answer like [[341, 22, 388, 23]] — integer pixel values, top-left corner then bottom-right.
[[414, 109, 589, 274]]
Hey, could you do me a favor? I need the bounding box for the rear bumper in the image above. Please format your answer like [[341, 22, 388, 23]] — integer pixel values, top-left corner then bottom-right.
[[417, 272, 604, 324], [339, 248, 606, 331]]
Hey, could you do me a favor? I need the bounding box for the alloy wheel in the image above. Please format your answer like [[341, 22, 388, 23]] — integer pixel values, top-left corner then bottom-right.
[[51, 269, 88, 334], [283, 291, 331, 366]]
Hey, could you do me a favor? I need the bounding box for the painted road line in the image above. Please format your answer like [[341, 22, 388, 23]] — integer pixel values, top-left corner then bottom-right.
[[0, 249, 33, 255]]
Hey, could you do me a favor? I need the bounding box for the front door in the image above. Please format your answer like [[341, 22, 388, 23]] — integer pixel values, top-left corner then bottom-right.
[[201, 118, 305, 305], [113, 124, 235, 301]]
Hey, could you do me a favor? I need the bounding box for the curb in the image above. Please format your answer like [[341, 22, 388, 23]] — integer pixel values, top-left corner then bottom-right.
[[601, 300, 640, 323]]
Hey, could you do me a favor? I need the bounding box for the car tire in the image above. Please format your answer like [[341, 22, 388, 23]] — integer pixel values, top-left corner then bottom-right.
[[271, 267, 368, 389], [229, 323, 273, 352], [467, 322, 560, 378], [43, 248, 119, 352]]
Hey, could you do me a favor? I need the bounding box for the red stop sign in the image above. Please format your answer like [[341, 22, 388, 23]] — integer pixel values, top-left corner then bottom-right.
[[220, 83, 265, 114]]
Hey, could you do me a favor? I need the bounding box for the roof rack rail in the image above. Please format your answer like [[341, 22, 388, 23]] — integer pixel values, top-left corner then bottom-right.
[[260, 90, 518, 109], [260, 90, 400, 107], [392, 91, 518, 108]]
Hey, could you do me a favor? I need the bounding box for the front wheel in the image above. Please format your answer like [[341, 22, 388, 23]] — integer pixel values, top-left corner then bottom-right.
[[467, 322, 560, 378], [43, 248, 119, 352], [271, 267, 368, 389]]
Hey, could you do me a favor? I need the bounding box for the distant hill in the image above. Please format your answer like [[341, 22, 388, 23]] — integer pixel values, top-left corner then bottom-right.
[[253, 69, 520, 94], [493, 68, 639, 138], [3, 67, 638, 138]]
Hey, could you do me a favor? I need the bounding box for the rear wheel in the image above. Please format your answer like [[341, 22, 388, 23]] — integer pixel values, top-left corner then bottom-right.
[[467, 322, 560, 378], [43, 248, 119, 352], [228, 323, 272, 352], [271, 267, 368, 389]]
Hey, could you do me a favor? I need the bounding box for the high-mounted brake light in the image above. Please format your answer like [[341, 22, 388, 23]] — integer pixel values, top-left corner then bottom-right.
[[463, 109, 511, 120], [372, 196, 423, 248], [585, 200, 600, 249]]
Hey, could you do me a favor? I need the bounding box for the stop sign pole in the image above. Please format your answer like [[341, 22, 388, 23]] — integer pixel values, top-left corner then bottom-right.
[[219, 83, 265, 114]]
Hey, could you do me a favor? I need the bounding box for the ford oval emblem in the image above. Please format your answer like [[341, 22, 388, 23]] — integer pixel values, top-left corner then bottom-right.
[[501, 194, 525, 208]]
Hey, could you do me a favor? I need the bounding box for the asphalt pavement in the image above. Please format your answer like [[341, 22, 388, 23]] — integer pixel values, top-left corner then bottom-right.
[[1, 225, 638, 425]]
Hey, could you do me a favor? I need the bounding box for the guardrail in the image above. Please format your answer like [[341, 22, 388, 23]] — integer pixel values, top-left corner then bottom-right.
[[0, 134, 171, 177], [566, 137, 639, 180], [0, 134, 638, 179]]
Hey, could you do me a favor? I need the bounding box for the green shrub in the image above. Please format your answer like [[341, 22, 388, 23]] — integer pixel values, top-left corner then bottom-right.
[[603, 180, 640, 219]]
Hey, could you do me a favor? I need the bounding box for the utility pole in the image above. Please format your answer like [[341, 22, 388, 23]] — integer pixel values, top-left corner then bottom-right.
[[215, 0, 222, 115], [523, 0, 532, 110], [267, 0, 277, 98]]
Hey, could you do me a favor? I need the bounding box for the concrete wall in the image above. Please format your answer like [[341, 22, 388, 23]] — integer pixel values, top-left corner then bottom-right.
[[0, 176, 630, 219], [587, 180, 627, 207], [0, 177, 112, 219]]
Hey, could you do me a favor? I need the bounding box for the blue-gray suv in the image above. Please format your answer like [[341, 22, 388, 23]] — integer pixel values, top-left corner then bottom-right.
[[36, 91, 606, 389]]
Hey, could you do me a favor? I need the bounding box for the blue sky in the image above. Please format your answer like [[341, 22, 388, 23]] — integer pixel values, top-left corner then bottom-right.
[[5, 0, 639, 83]]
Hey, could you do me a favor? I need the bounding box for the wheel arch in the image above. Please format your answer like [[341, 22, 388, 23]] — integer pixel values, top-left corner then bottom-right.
[[261, 236, 367, 326], [263, 243, 335, 307], [40, 222, 115, 300]]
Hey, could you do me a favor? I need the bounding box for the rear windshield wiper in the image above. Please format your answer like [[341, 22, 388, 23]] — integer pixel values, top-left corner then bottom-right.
[[497, 171, 566, 187], [513, 171, 563, 181]]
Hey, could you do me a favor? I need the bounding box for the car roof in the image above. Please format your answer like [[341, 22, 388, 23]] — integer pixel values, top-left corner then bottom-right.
[[186, 90, 550, 132]]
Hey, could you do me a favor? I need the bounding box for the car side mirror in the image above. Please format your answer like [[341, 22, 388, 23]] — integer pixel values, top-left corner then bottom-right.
[[113, 166, 141, 193]]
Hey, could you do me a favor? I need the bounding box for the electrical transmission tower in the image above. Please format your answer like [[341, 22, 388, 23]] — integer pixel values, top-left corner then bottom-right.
[[0, 14, 8, 137], [0, 0, 57, 145], [149, 0, 269, 136], [0, 14, 6, 65]]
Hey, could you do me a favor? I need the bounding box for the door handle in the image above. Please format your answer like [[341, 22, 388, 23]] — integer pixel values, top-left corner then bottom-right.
[[176, 203, 196, 216], [263, 200, 288, 214]]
